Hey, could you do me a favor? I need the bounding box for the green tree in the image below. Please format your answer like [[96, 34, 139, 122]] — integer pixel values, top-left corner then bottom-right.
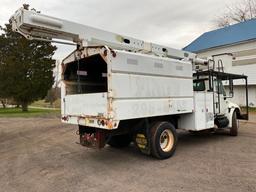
[[0, 20, 57, 111]]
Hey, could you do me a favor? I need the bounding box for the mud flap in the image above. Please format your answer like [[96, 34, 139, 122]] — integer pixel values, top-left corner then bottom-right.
[[80, 130, 106, 149], [238, 113, 248, 120]]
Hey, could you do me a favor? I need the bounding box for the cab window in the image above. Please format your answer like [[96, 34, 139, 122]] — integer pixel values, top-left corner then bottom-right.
[[193, 80, 205, 91], [214, 80, 226, 96]]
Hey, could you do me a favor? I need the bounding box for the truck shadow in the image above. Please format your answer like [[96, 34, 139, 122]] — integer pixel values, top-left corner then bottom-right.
[[77, 129, 232, 163], [177, 129, 231, 146]]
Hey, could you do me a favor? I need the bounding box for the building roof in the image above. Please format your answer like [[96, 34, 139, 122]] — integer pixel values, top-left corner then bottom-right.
[[183, 18, 256, 53]]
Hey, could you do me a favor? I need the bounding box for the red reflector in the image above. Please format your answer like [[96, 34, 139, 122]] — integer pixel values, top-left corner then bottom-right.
[[62, 116, 68, 121]]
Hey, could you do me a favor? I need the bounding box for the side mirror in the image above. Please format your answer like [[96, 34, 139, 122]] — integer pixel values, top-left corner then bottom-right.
[[224, 91, 234, 99], [229, 91, 234, 97], [224, 79, 234, 99]]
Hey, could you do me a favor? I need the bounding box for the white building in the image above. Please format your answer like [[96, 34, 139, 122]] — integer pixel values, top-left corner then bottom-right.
[[184, 19, 256, 107]]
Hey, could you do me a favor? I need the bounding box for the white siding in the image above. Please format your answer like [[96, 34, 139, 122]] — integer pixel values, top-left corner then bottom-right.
[[197, 41, 256, 106], [228, 86, 256, 107], [198, 41, 256, 85]]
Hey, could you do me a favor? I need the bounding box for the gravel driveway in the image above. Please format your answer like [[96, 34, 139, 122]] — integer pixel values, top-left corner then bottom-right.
[[0, 116, 255, 192]]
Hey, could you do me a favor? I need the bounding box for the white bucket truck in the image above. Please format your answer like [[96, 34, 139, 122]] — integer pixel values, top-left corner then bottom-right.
[[11, 7, 249, 159]]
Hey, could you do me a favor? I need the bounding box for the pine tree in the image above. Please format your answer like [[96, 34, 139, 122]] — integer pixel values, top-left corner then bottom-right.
[[0, 18, 57, 111]]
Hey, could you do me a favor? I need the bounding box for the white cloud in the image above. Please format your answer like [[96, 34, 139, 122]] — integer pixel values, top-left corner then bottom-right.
[[0, 0, 236, 60]]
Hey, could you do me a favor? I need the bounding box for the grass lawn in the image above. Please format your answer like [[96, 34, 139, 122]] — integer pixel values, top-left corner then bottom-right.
[[0, 107, 60, 118], [31, 99, 61, 108], [241, 107, 256, 113], [249, 107, 256, 112]]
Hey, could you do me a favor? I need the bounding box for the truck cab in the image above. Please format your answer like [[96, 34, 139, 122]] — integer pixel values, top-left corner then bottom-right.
[[192, 69, 248, 132]]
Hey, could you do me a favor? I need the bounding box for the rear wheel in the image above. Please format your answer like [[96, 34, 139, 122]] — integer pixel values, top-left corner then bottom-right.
[[108, 134, 132, 148], [150, 122, 178, 159], [230, 112, 238, 136]]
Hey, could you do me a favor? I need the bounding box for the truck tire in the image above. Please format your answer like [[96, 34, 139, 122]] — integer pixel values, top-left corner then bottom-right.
[[230, 112, 238, 136], [108, 134, 132, 148], [150, 122, 177, 159]]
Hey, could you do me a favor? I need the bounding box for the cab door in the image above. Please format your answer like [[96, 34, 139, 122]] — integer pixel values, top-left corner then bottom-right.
[[213, 79, 228, 115]]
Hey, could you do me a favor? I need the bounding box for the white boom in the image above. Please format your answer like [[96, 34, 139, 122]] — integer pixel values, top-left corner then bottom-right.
[[10, 7, 207, 64]]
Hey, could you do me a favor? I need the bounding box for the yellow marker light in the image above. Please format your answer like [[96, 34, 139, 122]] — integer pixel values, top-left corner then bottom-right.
[[85, 118, 89, 125], [107, 121, 113, 129]]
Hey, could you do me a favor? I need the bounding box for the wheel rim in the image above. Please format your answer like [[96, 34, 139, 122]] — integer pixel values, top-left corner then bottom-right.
[[159, 129, 174, 152]]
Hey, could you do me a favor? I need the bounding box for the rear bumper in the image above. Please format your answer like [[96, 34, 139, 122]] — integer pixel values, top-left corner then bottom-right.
[[61, 115, 119, 129]]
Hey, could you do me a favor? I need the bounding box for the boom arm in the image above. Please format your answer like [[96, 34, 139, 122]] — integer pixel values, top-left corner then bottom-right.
[[10, 7, 206, 63]]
